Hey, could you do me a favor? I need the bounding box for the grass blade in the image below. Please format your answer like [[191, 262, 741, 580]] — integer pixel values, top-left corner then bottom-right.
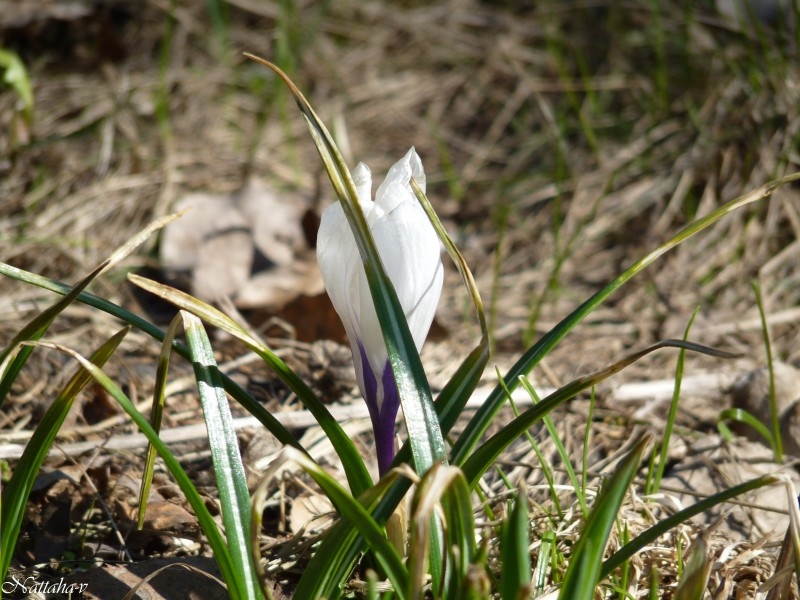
[[407, 464, 474, 599], [450, 172, 800, 467], [718, 407, 775, 448], [461, 339, 737, 488], [650, 308, 699, 494], [138, 313, 183, 528], [500, 486, 532, 600], [674, 536, 711, 600], [254, 448, 410, 599], [1, 262, 308, 462], [517, 375, 588, 518], [601, 475, 779, 578], [182, 312, 261, 600], [24, 341, 245, 598], [0, 328, 128, 578], [753, 280, 783, 461], [0, 261, 106, 409], [558, 434, 652, 599], [0, 213, 178, 408], [129, 273, 372, 496], [534, 530, 556, 594]]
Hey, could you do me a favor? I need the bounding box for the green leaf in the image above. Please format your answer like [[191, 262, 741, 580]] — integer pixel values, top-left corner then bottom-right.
[[183, 312, 261, 600], [1, 328, 128, 578], [517, 375, 588, 517], [1, 261, 309, 470], [450, 171, 800, 468], [0, 49, 33, 120], [601, 475, 778, 578], [650, 308, 699, 494], [138, 313, 184, 529], [558, 434, 652, 599], [534, 530, 556, 594], [717, 407, 775, 448], [461, 339, 737, 488], [442, 471, 480, 597], [253, 448, 410, 599], [292, 473, 415, 599], [129, 273, 372, 496], [407, 464, 476, 599], [753, 280, 782, 461], [0, 260, 106, 409], [500, 487, 531, 600], [23, 341, 246, 599], [0, 213, 179, 409], [674, 536, 711, 600]]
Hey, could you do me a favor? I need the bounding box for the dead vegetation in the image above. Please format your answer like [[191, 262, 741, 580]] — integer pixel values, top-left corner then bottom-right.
[[2, 0, 800, 597]]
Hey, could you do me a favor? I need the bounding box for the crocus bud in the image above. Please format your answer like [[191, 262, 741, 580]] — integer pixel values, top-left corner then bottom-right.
[[317, 148, 443, 475]]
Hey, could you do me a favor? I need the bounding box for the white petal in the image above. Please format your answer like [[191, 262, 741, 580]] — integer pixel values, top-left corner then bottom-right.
[[407, 147, 426, 194], [317, 149, 443, 411], [352, 162, 372, 205], [375, 149, 413, 208], [372, 199, 442, 350], [317, 201, 368, 381]]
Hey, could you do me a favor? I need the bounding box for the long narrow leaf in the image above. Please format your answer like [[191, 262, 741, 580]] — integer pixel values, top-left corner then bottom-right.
[[753, 280, 782, 461], [674, 536, 711, 600], [718, 408, 775, 449], [450, 172, 800, 467], [24, 342, 244, 599], [0, 263, 305, 463], [461, 339, 738, 487], [558, 434, 652, 599], [500, 486, 531, 600], [254, 448, 410, 599], [407, 464, 473, 600], [0, 213, 179, 408], [517, 375, 588, 517], [138, 313, 184, 528], [0, 328, 128, 578], [0, 261, 106, 408], [183, 312, 261, 600], [651, 309, 698, 494], [534, 530, 556, 594], [601, 474, 779, 578], [292, 475, 415, 598], [129, 273, 372, 496]]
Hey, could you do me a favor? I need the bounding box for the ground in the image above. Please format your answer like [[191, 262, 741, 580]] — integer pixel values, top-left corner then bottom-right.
[[1, 1, 800, 598]]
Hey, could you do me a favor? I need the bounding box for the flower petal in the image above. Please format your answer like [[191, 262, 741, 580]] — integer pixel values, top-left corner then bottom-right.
[[317, 200, 369, 394], [316, 149, 443, 419], [371, 199, 442, 350], [352, 162, 373, 205], [376, 148, 425, 210]]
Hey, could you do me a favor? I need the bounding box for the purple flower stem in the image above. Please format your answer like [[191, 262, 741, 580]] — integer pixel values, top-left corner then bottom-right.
[[358, 343, 401, 476], [375, 363, 401, 476]]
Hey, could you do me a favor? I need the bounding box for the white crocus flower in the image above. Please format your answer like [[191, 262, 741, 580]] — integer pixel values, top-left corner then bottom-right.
[[317, 148, 443, 475]]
